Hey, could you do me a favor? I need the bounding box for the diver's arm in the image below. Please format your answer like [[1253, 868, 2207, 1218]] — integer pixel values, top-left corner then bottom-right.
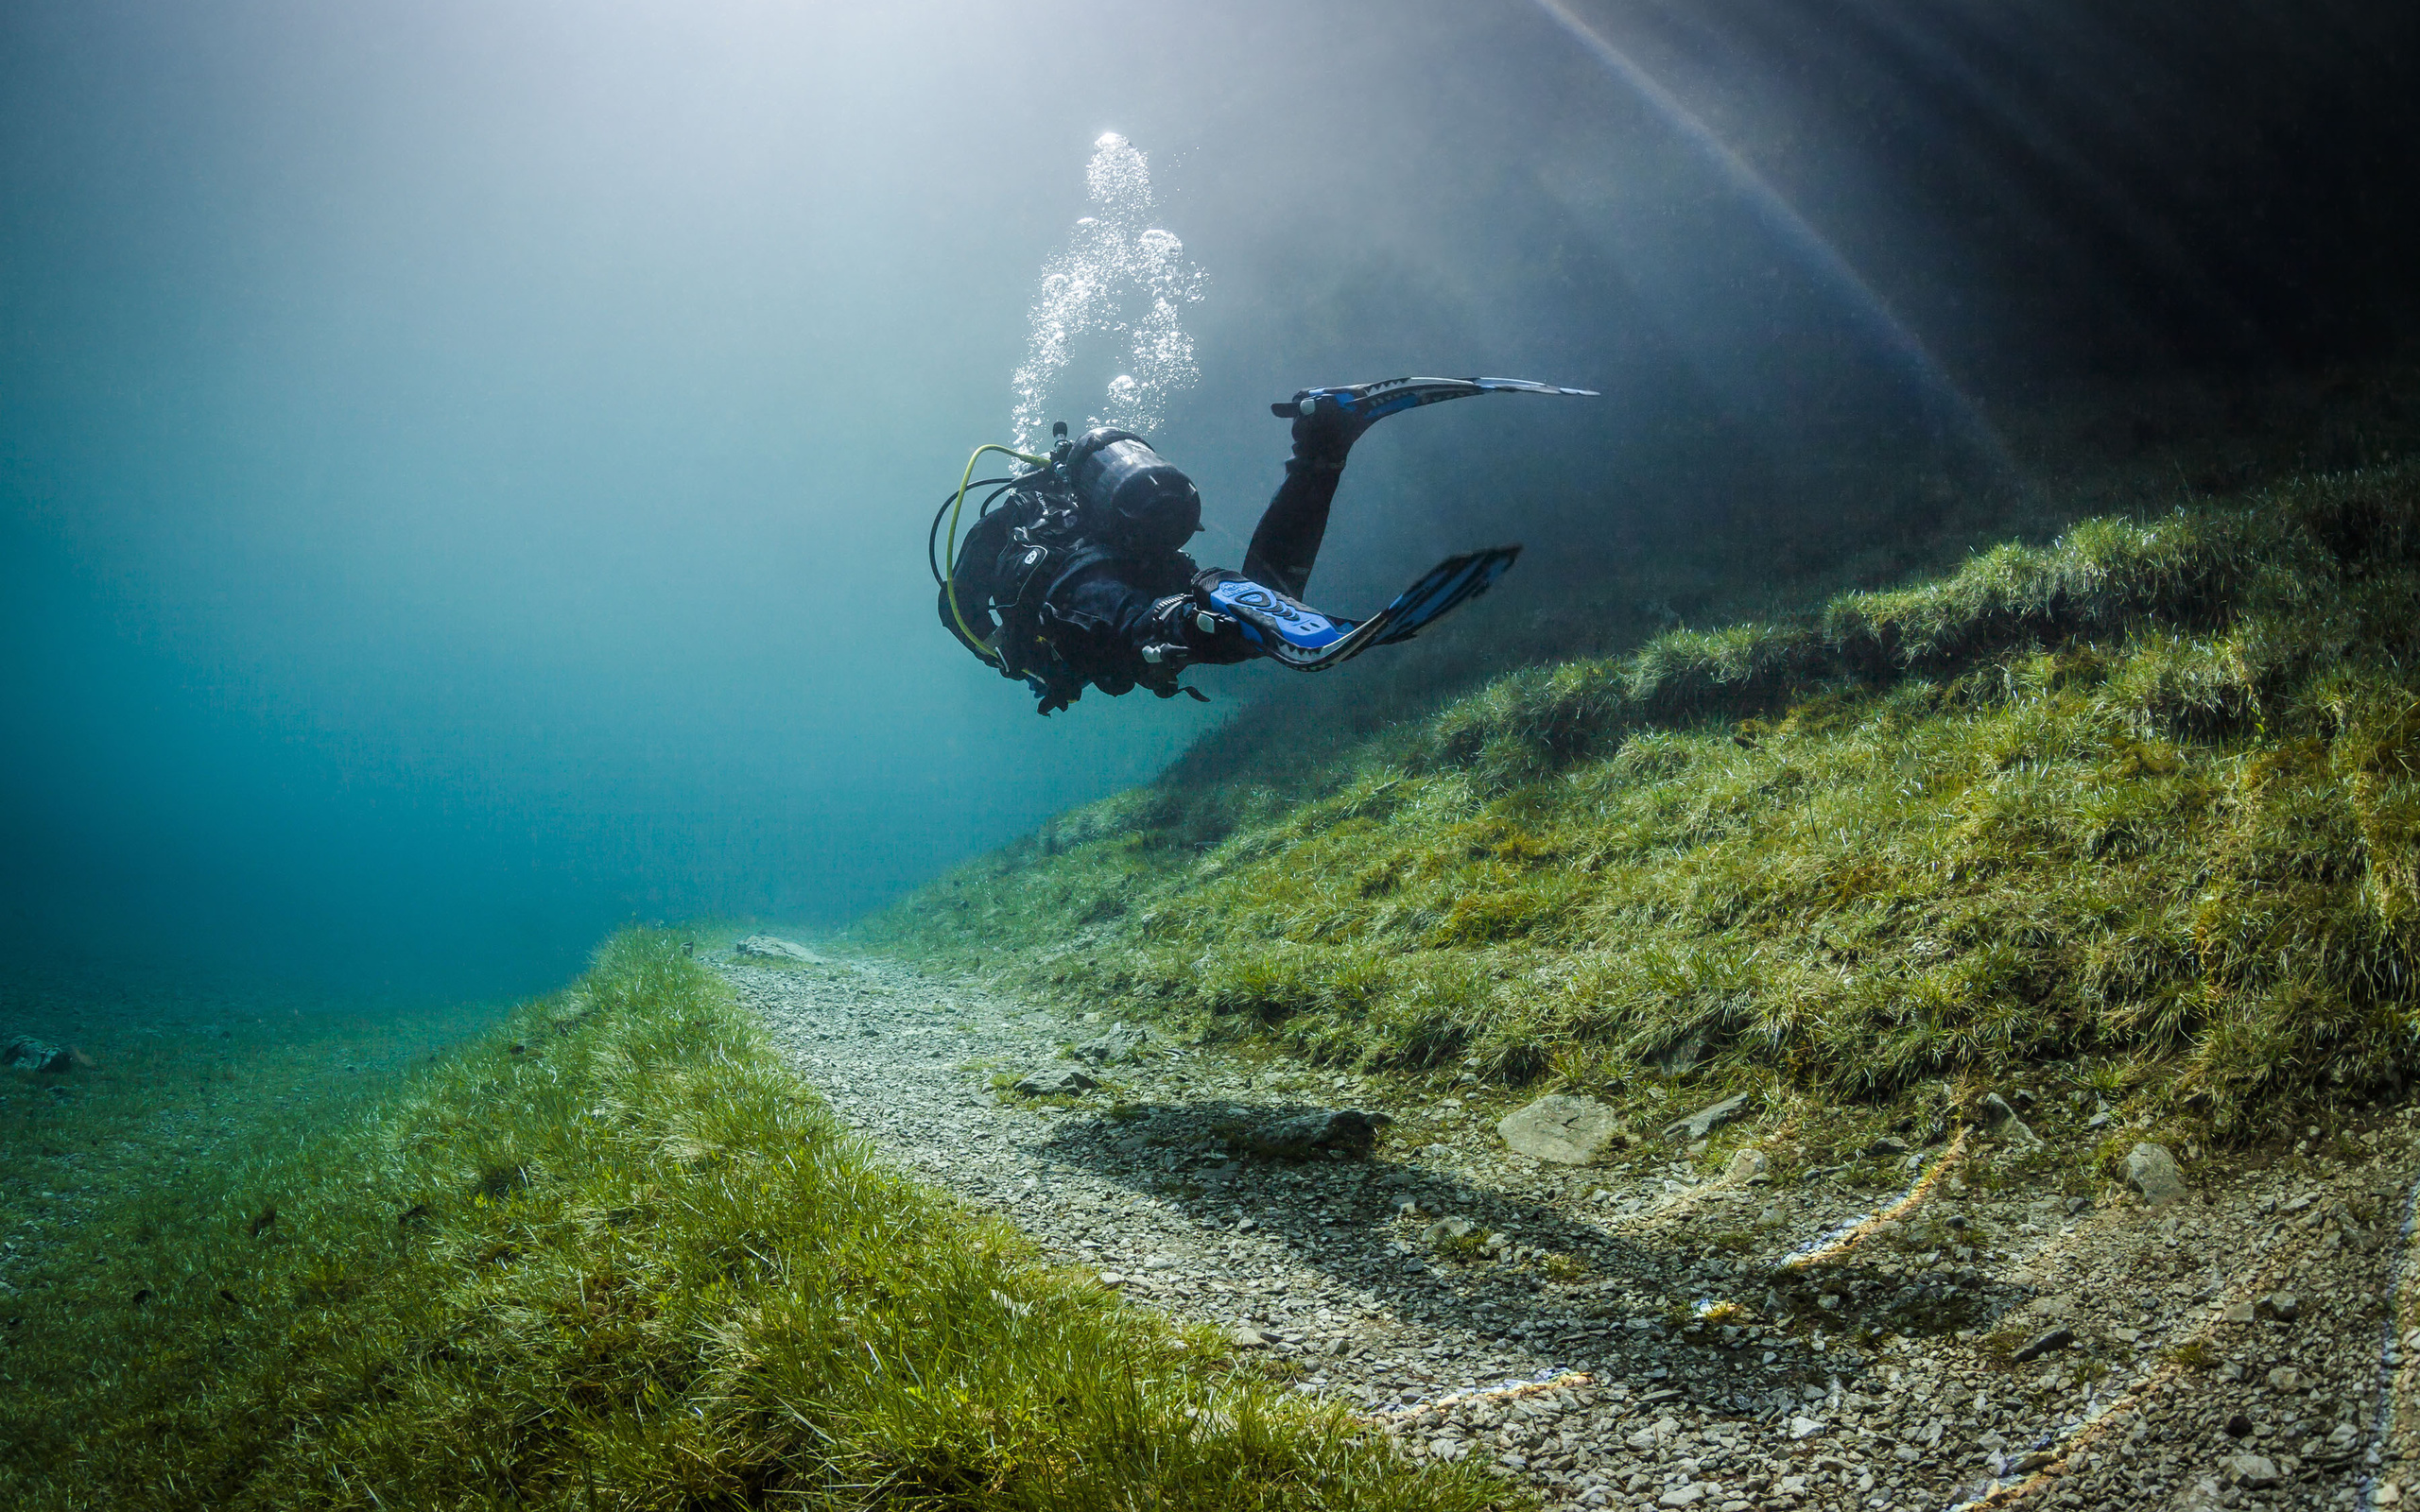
[[1240, 405, 1370, 599], [1047, 562, 1254, 679]]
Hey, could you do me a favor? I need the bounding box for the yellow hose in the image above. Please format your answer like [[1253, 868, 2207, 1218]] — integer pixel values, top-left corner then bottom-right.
[[943, 442, 1051, 661]]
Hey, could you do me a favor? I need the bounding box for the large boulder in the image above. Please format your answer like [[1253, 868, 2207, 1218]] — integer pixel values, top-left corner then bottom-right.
[[3, 1036, 72, 1074], [735, 935, 821, 963], [1497, 1095, 1627, 1164], [1246, 1108, 1390, 1160]]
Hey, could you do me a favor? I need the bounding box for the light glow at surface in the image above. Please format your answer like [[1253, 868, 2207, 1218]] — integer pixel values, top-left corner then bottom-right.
[[1529, 0, 2014, 479]]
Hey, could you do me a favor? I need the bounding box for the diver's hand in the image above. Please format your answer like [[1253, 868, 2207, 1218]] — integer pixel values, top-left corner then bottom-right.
[[1141, 594, 1257, 666]]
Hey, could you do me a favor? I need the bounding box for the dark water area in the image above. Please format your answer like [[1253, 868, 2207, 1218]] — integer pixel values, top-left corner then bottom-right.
[[3, 0, 2414, 1010]]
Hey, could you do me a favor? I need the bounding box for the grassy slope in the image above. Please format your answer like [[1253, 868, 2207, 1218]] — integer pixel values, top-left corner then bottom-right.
[[0, 932, 1496, 1512], [856, 462, 2420, 1139]]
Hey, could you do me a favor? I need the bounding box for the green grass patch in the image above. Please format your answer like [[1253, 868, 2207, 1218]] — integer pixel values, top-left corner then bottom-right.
[[0, 931, 1500, 1511], [857, 463, 2420, 1138]]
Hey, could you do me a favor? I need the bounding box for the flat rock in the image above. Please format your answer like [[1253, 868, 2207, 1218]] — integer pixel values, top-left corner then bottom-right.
[[2125, 1142, 2187, 1208], [734, 934, 821, 963], [1013, 1065, 1098, 1096], [2011, 1327, 2075, 1363], [1245, 1108, 1388, 1160], [1072, 1022, 1148, 1065], [1724, 1146, 1771, 1182], [1661, 1092, 1752, 1142], [1498, 1094, 1627, 1164], [2, 1035, 72, 1074], [1422, 1216, 1476, 1246], [2220, 1452, 2282, 1487]]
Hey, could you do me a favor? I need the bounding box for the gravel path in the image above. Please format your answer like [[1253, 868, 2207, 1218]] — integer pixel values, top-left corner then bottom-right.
[[726, 945, 2420, 1512]]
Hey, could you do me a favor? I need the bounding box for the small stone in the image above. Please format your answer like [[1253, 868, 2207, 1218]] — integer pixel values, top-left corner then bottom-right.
[[1661, 1092, 1752, 1143], [1422, 1216, 1476, 1246], [2377, 1481, 2402, 1506], [2220, 1452, 2282, 1488], [1229, 1326, 1270, 1349], [2125, 1143, 2187, 1208], [2258, 1291, 2301, 1322], [2266, 1366, 2302, 1392], [2010, 1328, 2074, 1363], [2225, 1413, 2254, 1437], [1862, 1137, 1909, 1159], [1098, 1271, 1127, 1287], [2066, 1195, 2091, 1216], [2221, 1300, 2256, 1324], [1724, 1147, 1771, 1182], [1658, 1486, 1706, 1508], [1975, 1091, 2042, 1146], [1497, 1095, 1628, 1164], [733, 934, 821, 962], [1013, 1066, 1098, 1096], [1789, 1415, 1825, 1439], [1072, 1023, 1148, 1065]]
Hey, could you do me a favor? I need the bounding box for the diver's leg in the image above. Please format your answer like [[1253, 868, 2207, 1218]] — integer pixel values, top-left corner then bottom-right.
[[1240, 455, 1343, 599], [1240, 408, 1364, 598]]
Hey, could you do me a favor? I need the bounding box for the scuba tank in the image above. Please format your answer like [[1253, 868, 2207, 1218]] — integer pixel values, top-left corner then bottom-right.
[[1061, 427, 1201, 554]]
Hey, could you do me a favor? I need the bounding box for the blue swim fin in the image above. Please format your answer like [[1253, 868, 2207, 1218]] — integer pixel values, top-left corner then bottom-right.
[[1198, 547, 1522, 672], [1270, 374, 1598, 421]]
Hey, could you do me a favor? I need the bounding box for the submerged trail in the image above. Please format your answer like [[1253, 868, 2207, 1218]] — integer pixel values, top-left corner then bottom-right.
[[726, 945, 2420, 1512]]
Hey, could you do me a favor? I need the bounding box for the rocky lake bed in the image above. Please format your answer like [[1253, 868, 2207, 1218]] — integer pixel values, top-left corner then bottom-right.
[[726, 938, 2420, 1512]]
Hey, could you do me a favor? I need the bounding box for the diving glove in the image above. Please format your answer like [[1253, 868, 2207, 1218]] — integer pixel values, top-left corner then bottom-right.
[[1139, 593, 1257, 667]]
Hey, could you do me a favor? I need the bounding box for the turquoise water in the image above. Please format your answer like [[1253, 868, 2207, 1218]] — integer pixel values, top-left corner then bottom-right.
[[1, 0, 2411, 1010]]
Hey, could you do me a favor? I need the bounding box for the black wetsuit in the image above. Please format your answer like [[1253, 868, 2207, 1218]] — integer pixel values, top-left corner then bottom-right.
[[944, 414, 1357, 713]]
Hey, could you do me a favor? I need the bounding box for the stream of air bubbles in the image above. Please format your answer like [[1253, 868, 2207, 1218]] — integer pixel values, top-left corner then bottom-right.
[[1011, 133, 1206, 451]]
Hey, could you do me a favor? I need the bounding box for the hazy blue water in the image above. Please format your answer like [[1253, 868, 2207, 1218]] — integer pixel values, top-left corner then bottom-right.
[[3, 1, 2411, 1005]]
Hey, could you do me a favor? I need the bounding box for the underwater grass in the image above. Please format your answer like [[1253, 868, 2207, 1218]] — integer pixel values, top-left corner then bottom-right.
[[0, 930, 1501, 1512], [857, 462, 2420, 1138]]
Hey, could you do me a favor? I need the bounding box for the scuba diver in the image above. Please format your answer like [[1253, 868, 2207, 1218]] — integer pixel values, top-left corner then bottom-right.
[[932, 375, 1595, 714]]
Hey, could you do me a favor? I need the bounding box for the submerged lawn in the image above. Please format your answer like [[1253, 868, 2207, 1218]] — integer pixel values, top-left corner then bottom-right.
[[860, 463, 2420, 1138], [0, 932, 1500, 1512]]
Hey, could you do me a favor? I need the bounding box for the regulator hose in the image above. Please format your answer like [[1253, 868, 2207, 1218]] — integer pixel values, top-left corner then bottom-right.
[[942, 443, 1051, 661]]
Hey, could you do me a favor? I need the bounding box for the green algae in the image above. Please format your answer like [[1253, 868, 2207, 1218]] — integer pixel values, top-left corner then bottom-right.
[[861, 463, 2420, 1139], [0, 931, 1500, 1512]]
